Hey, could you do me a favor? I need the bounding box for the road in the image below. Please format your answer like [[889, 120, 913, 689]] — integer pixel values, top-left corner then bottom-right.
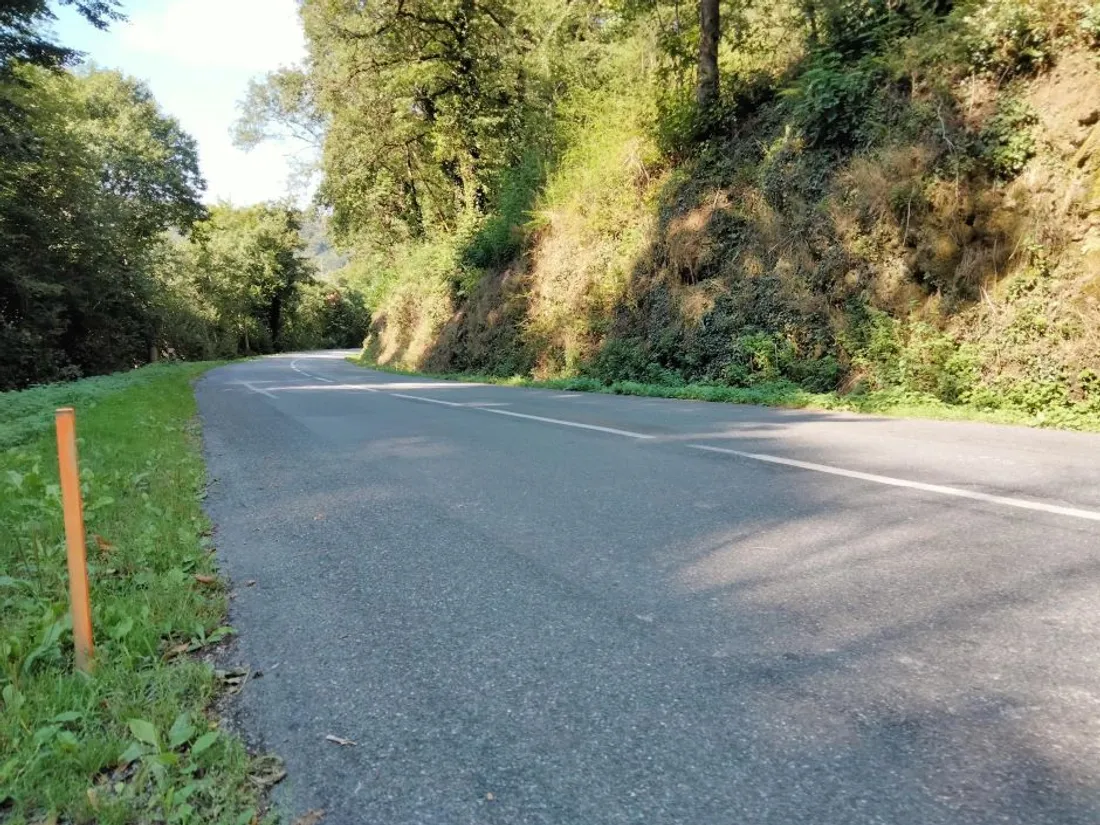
[[196, 351, 1100, 825]]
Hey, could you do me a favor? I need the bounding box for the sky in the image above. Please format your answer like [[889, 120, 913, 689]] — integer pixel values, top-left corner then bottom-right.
[[53, 0, 310, 205]]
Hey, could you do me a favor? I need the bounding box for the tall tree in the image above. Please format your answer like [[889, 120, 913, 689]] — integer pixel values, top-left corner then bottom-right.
[[0, 67, 203, 387], [697, 0, 719, 109], [192, 204, 315, 353], [294, 0, 539, 245]]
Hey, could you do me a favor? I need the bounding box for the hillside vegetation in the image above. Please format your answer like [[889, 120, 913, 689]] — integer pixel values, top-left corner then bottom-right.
[[255, 0, 1100, 428]]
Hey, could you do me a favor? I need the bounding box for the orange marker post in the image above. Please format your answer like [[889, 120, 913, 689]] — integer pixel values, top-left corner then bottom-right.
[[55, 407, 94, 672]]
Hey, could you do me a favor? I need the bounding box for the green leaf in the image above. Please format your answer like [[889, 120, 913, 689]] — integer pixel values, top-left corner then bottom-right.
[[109, 617, 134, 640], [168, 712, 196, 749], [88, 496, 115, 511], [190, 730, 219, 756], [57, 730, 80, 749], [156, 751, 180, 767], [118, 741, 146, 765], [2, 684, 24, 711], [52, 710, 82, 723], [205, 625, 236, 644], [128, 718, 159, 746], [34, 725, 60, 745]]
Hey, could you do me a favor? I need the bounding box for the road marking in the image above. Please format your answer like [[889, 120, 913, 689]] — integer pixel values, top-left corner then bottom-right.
[[385, 391, 654, 438], [259, 367, 1100, 522], [242, 382, 277, 398], [390, 392, 463, 407], [688, 444, 1100, 523], [482, 407, 654, 439], [290, 358, 335, 383]]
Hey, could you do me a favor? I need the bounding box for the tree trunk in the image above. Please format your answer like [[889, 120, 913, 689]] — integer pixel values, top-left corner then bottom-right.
[[269, 294, 283, 351], [697, 0, 720, 110], [802, 0, 819, 47]]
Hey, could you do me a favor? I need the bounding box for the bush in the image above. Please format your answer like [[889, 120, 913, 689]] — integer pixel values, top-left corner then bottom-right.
[[781, 52, 879, 148], [961, 0, 1057, 75], [1081, 1, 1100, 45], [462, 152, 544, 269], [583, 338, 684, 386], [979, 95, 1038, 178], [282, 281, 372, 350]]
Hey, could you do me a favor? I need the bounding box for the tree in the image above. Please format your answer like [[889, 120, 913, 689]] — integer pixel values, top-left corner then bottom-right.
[[192, 204, 315, 353], [697, 0, 719, 110], [0, 66, 204, 387], [233, 67, 324, 151], [292, 0, 541, 245], [0, 0, 122, 73]]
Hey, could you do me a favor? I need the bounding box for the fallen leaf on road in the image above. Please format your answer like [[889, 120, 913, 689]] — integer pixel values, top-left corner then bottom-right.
[[245, 579, 257, 587], [194, 574, 217, 585], [292, 810, 325, 825], [325, 734, 356, 746], [214, 667, 250, 693], [485, 792, 495, 801]]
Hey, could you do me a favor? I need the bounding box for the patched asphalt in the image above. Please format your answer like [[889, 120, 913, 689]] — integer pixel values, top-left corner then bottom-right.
[[197, 352, 1100, 824]]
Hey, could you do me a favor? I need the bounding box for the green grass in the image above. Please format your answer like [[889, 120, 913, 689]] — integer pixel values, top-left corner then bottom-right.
[[0, 363, 269, 824], [349, 356, 1100, 432]]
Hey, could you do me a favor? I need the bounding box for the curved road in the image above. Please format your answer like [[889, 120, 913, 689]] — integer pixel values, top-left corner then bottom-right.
[[197, 351, 1100, 824]]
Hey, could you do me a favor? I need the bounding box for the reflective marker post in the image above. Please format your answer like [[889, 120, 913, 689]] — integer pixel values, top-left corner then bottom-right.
[[56, 407, 94, 673]]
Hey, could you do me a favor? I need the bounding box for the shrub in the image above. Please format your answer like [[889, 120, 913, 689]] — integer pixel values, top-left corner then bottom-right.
[[781, 52, 879, 148], [583, 338, 684, 386], [961, 0, 1056, 75], [1081, 1, 1100, 45], [462, 152, 544, 269], [979, 95, 1038, 178]]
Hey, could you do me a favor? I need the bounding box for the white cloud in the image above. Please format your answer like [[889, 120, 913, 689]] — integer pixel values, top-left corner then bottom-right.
[[120, 0, 305, 71]]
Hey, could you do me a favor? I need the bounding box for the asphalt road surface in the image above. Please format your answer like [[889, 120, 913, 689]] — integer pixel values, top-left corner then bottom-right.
[[196, 351, 1100, 825]]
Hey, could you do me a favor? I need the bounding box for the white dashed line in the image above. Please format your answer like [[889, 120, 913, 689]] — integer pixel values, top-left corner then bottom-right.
[[290, 358, 335, 383]]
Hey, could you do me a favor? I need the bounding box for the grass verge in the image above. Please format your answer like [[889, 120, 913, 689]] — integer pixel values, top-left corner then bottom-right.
[[349, 357, 1100, 432], [1, 363, 270, 825]]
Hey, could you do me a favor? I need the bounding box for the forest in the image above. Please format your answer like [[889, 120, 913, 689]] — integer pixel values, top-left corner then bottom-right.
[[5, 0, 1100, 425], [0, 0, 368, 391]]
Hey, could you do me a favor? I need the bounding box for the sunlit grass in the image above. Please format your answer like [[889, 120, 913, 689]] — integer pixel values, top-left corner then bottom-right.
[[0, 363, 269, 824]]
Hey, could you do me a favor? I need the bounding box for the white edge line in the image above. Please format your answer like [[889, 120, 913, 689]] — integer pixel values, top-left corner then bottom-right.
[[390, 392, 464, 408], [388, 392, 653, 439], [688, 444, 1100, 523], [261, 376, 1100, 522], [483, 407, 654, 439]]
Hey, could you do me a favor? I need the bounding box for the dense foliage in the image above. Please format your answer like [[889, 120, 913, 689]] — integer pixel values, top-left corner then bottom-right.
[[0, 3, 369, 391], [239, 0, 1100, 427]]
